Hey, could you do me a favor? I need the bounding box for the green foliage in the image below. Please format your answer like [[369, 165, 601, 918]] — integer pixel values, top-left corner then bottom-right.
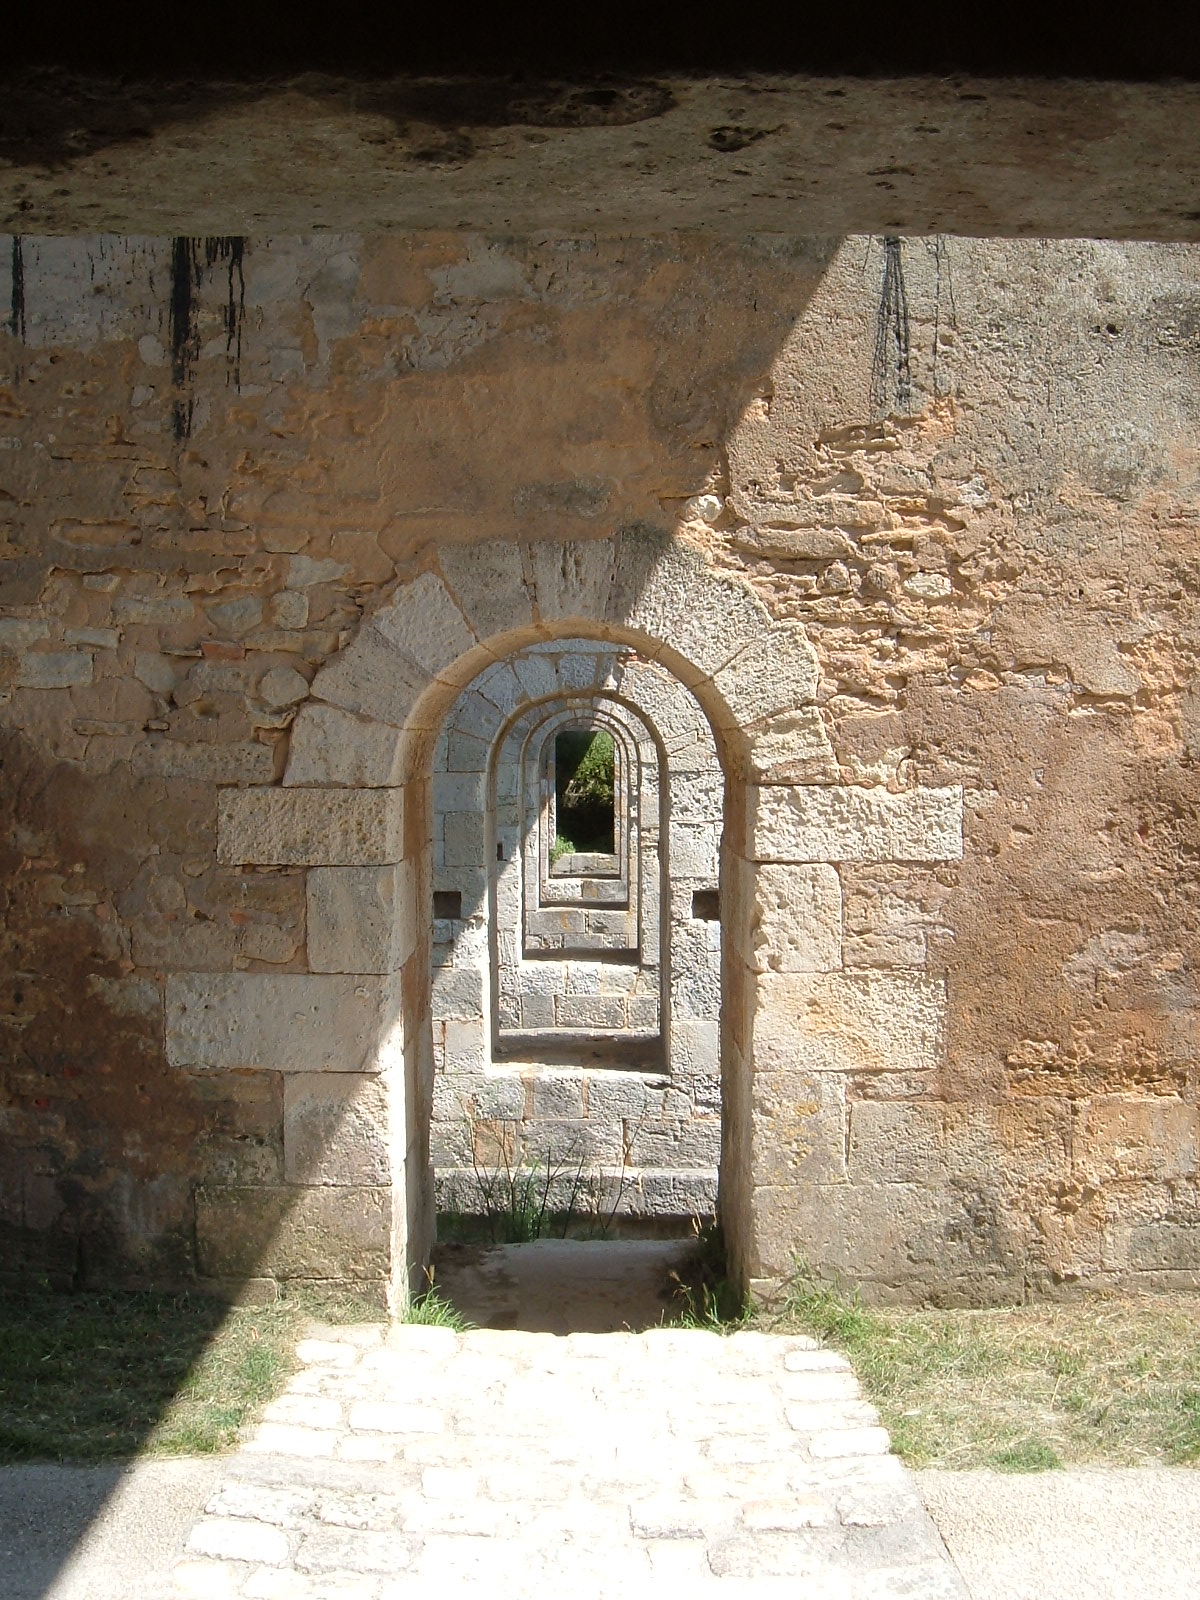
[[549, 832, 577, 865], [664, 1221, 747, 1331], [555, 729, 615, 853], [404, 1288, 472, 1331], [990, 1438, 1063, 1472]]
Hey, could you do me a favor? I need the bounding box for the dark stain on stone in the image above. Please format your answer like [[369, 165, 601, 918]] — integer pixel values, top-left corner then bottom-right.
[[169, 236, 246, 440], [707, 125, 777, 153], [870, 235, 912, 416], [9, 236, 25, 341]]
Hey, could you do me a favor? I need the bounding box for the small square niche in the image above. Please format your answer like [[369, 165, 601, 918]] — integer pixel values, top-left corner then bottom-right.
[[691, 888, 720, 922]]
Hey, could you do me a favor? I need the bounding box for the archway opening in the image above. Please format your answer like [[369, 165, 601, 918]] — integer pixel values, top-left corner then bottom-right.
[[422, 633, 728, 1329]]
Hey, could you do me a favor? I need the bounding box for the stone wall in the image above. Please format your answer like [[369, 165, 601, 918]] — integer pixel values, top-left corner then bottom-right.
[[1, 232, 1198, 1304]]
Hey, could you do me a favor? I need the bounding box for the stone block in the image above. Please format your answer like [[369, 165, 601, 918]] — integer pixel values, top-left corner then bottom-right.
[[196, 1183, 390, 1279], [671, 1019, 720, 1076], [372, 570, 477, 676], [750, 784, 964, 864], [218, 787, 404, 866], [439, 540, 534, 642], [1127, 1222, 1200, 1271], [434, 772, 486, 812], [612, 531, 771, 679], [748, 863, 843, 973], [284, 703, 408, 787], [528, 538, 616, 623], [671, 770, 723, 825], [713, 625, 820, 722], [167, 973, 386, 1072], [1075, 1097, 1199, 1183], [308, 624, 432, 727], [443, 1018, 486, 1073], [746, 707, 840, 784], [753, 1069, 847, 1185], [283, 1073, 390, 1185], [555, 994, 627, 1029], [443, 811, 486, 868], [307, 863, 415, 974], [750, 972, 946, 1077], [132, 739, 277, 784], [17, 651, 93, 688], [432, 962, 486, 1020]]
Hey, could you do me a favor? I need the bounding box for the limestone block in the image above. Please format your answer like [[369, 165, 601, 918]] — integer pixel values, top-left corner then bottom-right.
[[432, 962, 486, 1020], [196, 1183, 390, 1279], [17, 651, 93, 688], [749, 1180, 1026, 1299], [528, 538, 616, 623], [307, 863, 414, 974], [284, 1073, 391, 1185], [440, 540, 534, 642], [283, 703, 408, 787], [1075, 1097, 1199, 1183], [671, 1019, 719, 1076], [167, 973, 385, 1071], [750, 971, 946, 1077], [750, 864, 843, 974], [259, 665, 309, 708], [0, 618, 50, 647], [630, 1118, 721, 1168], [308, 623, 431, 727], [609, 528, 769, 679], [219, 788, 404, 866], [443, 1018, 486, 1073], [752, 1069, 847, 1185], [443, 811, 486, 868], [671, 770, 723, 826], [750, 784, 964, 863], [713, 625, 820, 723], [448, 690, 503, 744], [670, 823, 719, 880], [132, 739, 277, 784], [520, 993, 555, 1028], [746, 708, 840, 784], [372, 571, 477, 677], [511, 652, 559, 700], [434, 773, 487, 815], [555, 994, 627, 1029], [471, 662, 525, 718], [1127, 1222, 1200, 1271]]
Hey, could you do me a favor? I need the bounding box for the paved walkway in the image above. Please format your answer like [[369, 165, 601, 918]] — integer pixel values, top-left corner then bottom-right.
[[171, 1316, 966, 1598]]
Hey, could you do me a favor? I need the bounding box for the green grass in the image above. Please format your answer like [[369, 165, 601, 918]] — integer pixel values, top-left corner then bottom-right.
[[0, 1282, 378, 1463], [764, 1267, 1200, 1471]]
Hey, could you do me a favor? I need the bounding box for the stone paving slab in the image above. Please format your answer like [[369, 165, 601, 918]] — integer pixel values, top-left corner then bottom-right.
[[171, 1321, 967, 1599]]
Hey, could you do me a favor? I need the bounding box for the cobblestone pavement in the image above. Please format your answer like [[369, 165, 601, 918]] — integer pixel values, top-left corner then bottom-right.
[[172, 1320, 968, 1599]]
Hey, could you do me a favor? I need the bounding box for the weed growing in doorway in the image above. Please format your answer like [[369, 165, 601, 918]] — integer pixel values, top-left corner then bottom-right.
[[664, 1219, 746, 1329]]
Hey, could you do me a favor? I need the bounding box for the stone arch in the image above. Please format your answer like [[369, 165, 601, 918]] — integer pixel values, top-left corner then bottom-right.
[[426, 633, 730, 1227], [178, 527, 965, 1308]]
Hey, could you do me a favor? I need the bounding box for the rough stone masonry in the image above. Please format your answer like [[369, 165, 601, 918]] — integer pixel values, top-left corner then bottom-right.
[[1, 230, 1198, 1307]]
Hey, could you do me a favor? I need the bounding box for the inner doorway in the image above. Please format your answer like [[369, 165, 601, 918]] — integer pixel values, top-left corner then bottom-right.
[[427, 635, 725, 1318]]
